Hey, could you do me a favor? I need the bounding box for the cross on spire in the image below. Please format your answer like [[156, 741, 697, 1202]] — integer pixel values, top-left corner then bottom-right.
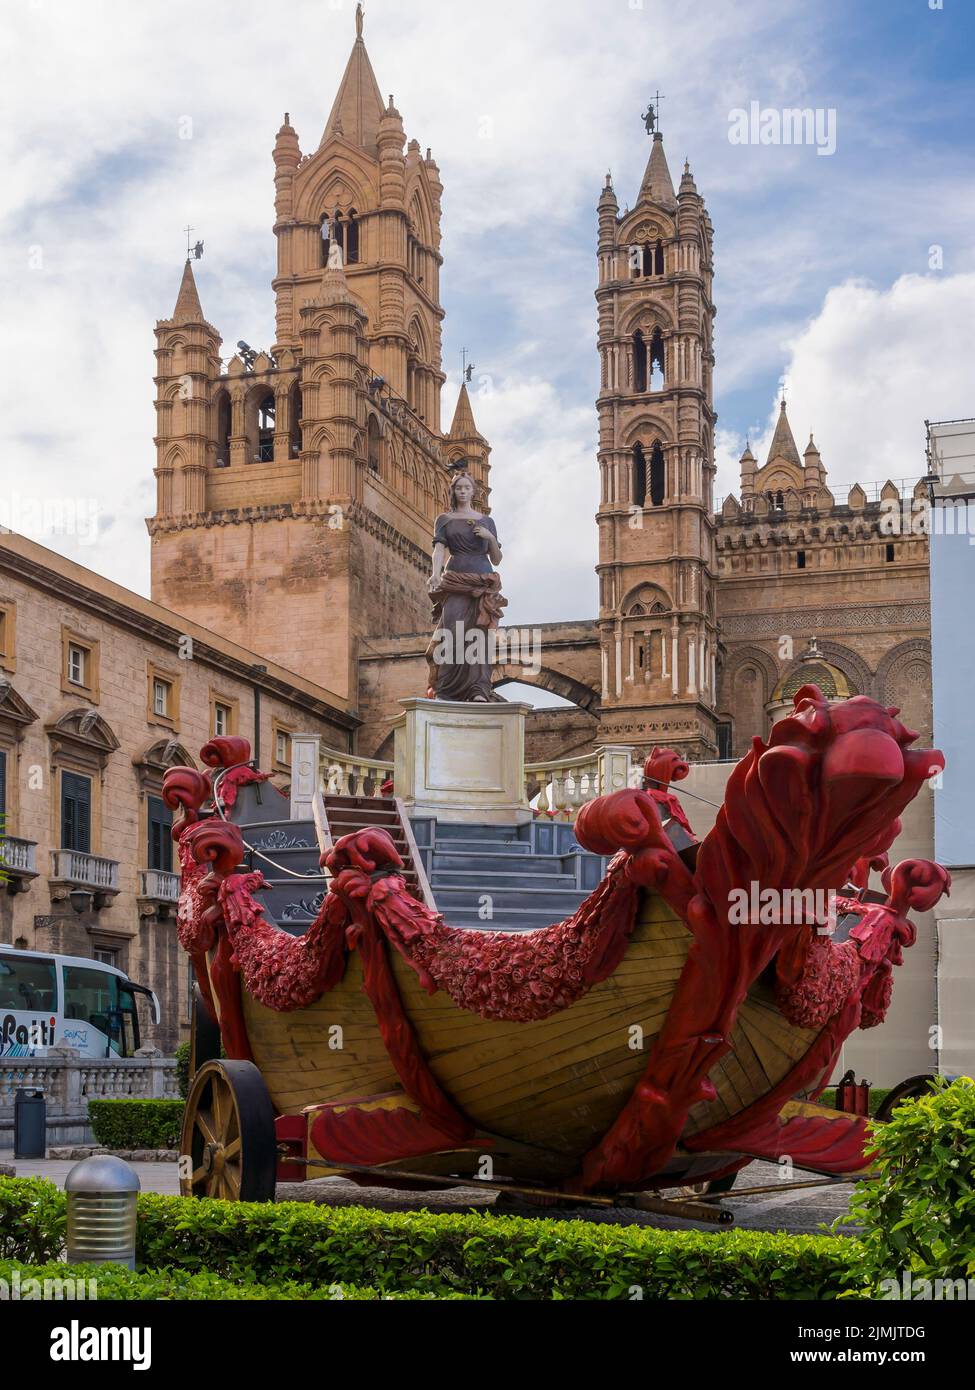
[[461, 347, 475, 383]]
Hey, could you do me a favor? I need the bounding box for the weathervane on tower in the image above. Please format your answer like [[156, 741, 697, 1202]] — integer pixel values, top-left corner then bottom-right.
[[642, 92, 664, 136]]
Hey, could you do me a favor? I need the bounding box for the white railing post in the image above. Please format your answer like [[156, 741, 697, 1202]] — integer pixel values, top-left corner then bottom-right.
[[290, 734, 322, 820], [595, 745, 635, 797]]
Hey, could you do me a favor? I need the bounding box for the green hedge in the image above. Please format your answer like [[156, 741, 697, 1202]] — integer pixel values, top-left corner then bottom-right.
[[0, 1258, 474, 1301], [88, 1099, 185, 1151], [836, 1076, 975, 1292], [174, 1041, 191, 1100], [0, 1177, 856, 1299]]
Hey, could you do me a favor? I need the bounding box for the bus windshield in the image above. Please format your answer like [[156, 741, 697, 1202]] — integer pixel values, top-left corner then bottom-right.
[[62, 963, 122, 1054]]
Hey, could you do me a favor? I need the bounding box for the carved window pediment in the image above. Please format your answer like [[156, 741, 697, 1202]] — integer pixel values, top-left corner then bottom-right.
[[46, 707, 120, 765], [0, 680, 39, 732], [133, 737, 195, 796]]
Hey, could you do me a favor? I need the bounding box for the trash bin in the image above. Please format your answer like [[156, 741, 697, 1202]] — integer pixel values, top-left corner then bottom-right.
[[14, 1088, 46, 1159]]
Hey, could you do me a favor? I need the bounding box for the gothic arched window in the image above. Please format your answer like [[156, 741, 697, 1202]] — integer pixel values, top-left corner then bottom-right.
[[654, 239, 664, 275], [642, 242, 653, 277], [320, 215, 332, 267], [256, 392, 275, 463], [649, 329, 665, 391], [649, 441, 665, 506], [632, 443, 647, 508], [633, 330, 647, 392], [214, 390, 232, 468], [367, 415, 381, 474], [289, 380, 302, 458], [346, 208, 359, 264]]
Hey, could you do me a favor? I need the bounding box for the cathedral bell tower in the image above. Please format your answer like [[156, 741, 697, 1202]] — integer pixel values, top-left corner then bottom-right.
[[594, 112, 719, 760], [148, 7, 487, 708]]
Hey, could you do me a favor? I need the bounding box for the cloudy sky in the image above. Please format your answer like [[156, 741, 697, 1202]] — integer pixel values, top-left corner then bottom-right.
[[2, 0, 974, 643]]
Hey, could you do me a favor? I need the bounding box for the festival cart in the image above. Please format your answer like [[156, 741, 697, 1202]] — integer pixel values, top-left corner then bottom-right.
[[166, 686, 949, 1222]]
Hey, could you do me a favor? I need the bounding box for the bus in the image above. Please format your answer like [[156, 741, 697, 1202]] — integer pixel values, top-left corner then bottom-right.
[[0, 946, 160, 1059]]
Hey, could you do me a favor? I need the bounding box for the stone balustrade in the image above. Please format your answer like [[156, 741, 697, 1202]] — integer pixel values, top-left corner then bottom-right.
[[50, 848, 120, 892], [0, 1050, 179, 1146], [525, 744, 636, 822]]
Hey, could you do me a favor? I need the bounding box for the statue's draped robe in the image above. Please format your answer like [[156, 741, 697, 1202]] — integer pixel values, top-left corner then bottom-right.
[[426, 514, 506, 702]]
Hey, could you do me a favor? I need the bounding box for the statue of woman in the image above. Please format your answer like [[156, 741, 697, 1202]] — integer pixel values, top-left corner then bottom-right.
[[426, 471, 507, 702]]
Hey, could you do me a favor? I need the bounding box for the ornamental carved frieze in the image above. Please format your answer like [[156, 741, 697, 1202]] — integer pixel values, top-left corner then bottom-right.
[[718, 603, 930, 638]]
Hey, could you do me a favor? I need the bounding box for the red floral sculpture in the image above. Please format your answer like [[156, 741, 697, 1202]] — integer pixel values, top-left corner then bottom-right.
[[642, 746, 694, 834], [165, 688, 949, 1193]]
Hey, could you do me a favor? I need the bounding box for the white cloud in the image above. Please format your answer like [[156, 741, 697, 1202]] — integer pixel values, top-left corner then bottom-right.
[[717, 271, 975, 504]]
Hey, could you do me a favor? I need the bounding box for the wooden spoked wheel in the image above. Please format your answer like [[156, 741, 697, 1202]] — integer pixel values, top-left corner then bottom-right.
[[180, 1059, 276, 1202]]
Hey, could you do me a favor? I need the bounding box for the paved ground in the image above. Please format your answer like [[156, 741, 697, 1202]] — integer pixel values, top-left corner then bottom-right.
[[2, 1152, 857, 1235]]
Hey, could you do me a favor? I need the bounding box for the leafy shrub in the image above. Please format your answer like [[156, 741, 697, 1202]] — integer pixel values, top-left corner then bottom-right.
[[0, 1176, 857, 1299], [88, 1099, 184, 1151], [0, 1259, 473, 1301], [134, 1194, 856, 1299], [0, 1178, 65, 1264], [836, 1076, 975, 1291], [174, 1042, 191, 1099]]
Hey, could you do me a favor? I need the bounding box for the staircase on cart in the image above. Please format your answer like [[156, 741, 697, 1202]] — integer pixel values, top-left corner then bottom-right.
[[227, 780, 608, 935]]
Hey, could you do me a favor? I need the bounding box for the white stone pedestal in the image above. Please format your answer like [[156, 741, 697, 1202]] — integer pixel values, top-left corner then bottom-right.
[[392, 698, 533, 825]]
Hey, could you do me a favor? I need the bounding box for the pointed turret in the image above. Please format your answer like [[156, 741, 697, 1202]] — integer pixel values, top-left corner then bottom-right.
[[449, 383, 482, 441], [172, 258, 204, 324], [320, 5, 385, 154], [766, 399, 802, 468], [447, 382, 491, 508], [638, 132, 677, 209], [679, 158, 698, 197]]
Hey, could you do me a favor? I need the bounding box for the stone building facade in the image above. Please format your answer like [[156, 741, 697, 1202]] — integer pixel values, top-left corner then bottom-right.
[[0, 531, 354, 1051]]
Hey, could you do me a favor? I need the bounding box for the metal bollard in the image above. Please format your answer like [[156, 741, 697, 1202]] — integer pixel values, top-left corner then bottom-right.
[[64, 1155, 141, 1269]]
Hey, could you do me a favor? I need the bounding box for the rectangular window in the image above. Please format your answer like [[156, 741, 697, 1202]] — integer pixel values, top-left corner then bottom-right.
[[61, 771, 92, 854], [61, 628, 99, 701], [214, 703, 231, 737], [152, 678, 170, 717], [275, 729, 290, 766], [0, 602, 18, 673], [886, 543, 896, 562], [0, 747, 6, 823], [147, 794, 173, 873], [797, 550, 806, 569], [68, 644, 87, 685], [0, 953, 57, 1012], [93, 947, 119, 968]]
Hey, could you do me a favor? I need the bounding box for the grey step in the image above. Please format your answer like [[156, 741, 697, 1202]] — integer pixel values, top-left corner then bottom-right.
[[429, 850, 581, 874], [433, 823, 529, 845], [430, 838, 534, 857], [429, 870, 577, 891]]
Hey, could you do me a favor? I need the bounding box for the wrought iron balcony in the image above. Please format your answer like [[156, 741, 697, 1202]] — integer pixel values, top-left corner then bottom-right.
[[0, 835, 39, 893]]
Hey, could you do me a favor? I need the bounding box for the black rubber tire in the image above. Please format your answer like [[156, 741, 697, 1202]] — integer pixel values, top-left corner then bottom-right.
[[875, 1074, 939, 1124], [180, 1059, 277, 1202]]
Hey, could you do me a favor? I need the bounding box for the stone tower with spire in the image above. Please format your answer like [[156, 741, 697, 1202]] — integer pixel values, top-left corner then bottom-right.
[[148, 6, 488, 705], [593, 125, 719, 759]]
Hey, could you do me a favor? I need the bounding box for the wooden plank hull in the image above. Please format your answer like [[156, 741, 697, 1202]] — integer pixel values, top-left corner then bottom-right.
[[224, 886, 822, 1183]]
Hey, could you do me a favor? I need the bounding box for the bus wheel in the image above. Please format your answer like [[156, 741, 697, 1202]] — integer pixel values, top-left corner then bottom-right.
[[180, 1059, 276, 1203], [189, 986, 222, 1084]]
